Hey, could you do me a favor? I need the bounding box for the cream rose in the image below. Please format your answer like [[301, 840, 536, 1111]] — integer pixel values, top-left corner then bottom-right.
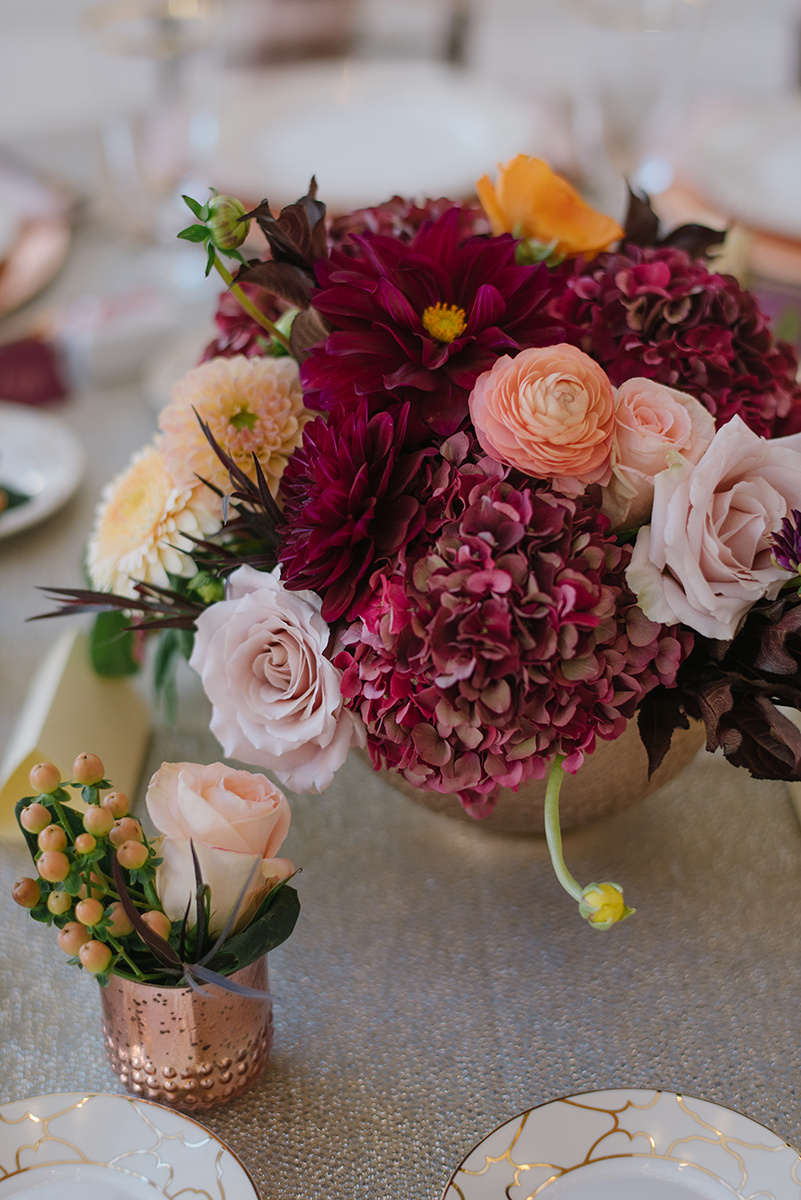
[[468, 344, 615, 495], [146, 761, 294, 935], [627, 416, 801, 641], [189, 565, 365, 793], [601, 377, 715, 530]]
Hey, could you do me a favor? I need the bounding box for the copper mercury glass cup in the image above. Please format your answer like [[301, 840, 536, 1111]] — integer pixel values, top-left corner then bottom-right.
[[100, 956, 272, 1111]]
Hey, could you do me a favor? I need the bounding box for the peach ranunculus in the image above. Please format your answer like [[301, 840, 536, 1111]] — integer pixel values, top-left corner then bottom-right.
[[626, 415, 801, 642], [146, 761, 294, 936], [600, 378, 716, 531], [468, 344, 616, 495], [189, 565, 365, 793], [476, 155, 623, 260]]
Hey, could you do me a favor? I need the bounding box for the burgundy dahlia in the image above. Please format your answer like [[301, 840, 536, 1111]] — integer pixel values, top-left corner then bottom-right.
[[278, 400, 430, 622], [335, 453, 691, 816], [549, 245, 801, 437], [328, 196, 490, 250], [301, 208, 563, 440]]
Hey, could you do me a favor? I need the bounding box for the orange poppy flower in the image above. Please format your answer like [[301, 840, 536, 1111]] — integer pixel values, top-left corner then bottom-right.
[[476, 155, 623, 260]]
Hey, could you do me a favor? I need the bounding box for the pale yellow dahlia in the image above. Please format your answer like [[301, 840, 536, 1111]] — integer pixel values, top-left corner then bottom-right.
[[87, 445, 219, 598], [158, 354, 309, 502]]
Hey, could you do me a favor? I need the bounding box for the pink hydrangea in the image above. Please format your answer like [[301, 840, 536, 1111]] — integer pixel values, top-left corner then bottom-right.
[[335, 447, 691, 816]]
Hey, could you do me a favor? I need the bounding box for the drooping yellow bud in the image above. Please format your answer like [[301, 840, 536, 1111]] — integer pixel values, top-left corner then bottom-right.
[[579, 882, 634, 930]]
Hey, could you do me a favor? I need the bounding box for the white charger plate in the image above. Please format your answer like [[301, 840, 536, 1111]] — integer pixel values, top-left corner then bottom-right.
[[0, 1092, 259, 1198], [213, 60, 540, 211], [442, 1088, 801, 1199], [0, 403, 84, 541]]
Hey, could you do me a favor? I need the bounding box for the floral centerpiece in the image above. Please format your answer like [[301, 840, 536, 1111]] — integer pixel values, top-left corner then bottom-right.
[[40, 158, 801, 929]]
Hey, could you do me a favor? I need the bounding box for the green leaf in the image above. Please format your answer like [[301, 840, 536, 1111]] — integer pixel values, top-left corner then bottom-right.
[[90, 610, 140, 677], [181, 194, 204, 219], [207, 884, 300, 975], [204, 241, 217, 277], [81, 784, 99, 806], [177, 223, 209, 243]]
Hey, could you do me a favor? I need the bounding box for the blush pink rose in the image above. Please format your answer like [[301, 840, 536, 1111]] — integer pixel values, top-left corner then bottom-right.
[[601, 377, 715, 530], [468, 343, 615, 495], [146, 760, 294, 935], [627, 415, 801, 641], [189, 565, 365, 793]]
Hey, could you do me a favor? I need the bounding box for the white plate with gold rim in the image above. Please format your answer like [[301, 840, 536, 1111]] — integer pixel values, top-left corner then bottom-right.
[[0, 1092, 259, 1198], [0, 404, 84, 541], [442, 1088, 801, 1199]]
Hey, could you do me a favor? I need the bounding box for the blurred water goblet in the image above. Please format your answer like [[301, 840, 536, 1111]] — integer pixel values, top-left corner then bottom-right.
[[566, 0, 707, 211], [87, 0, 223, 242]]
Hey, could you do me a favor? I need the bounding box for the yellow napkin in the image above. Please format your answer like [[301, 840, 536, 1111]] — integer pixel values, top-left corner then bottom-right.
[[0, 629, 150, 840]]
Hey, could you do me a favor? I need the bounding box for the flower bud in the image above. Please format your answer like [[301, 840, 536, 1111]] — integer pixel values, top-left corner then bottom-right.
[[206, 194, 250, 250], [579, 881, 634, 930]]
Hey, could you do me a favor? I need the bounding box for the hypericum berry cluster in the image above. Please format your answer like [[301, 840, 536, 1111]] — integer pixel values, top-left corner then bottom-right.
[[12, 754, 166, 986]]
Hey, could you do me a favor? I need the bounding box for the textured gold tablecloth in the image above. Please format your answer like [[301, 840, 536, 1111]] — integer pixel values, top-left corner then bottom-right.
[[1, 725, 799, 1200]]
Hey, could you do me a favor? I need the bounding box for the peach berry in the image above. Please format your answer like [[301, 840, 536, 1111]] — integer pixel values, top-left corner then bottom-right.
[[116, 840, 149, 870], [141, 910, 171, 940], [75, 897, 104, 926], [37, 824, 67, 853], [72, 753, 105, 786], [109, 818, 143, 847], [74, 833, 97, 855], [47, 891, 72, 916], [57, 921, 90, 955], [101, 791, 129, 818], [29, 761, 61, 794], [79, 940, 112, 974], [106, 901, 133, 937], [20, 802, 51, 835], [83, 806, 114, 837], [12, 878, 41, 908], [38, 850, 70, 883]]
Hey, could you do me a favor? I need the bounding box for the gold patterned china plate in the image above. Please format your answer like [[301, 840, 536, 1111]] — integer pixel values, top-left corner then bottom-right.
[[442, 1088, 801, 1199], [0, 1092, 259, 1198]]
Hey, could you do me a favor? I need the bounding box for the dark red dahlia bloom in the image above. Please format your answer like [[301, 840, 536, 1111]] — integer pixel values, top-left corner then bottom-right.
[[549, 245, 801, 437], [200, 285, 285, 362], [278, 400, 430, 621], [335, 446, 691, 816], [301, 208, 563, 439], [328, 196, 490, 250]]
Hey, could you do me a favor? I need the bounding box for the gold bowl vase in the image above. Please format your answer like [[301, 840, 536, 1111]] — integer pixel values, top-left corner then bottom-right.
[[382, 719, 705, 835], [100, 957, 272, 1111]]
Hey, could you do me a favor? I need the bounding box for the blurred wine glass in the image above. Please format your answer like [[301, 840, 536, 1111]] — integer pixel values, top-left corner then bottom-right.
[[87, 0, 223, 240], [566, 0, 707, 210]]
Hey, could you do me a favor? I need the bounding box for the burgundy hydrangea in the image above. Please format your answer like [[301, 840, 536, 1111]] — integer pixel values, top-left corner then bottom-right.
[[549, 245, 801, 438], [328, 195, 490, 251], [278, 400, 431, 622], [335, 445, 691, 817], [301, 208, 563, 441], [200, 285, 285, 362]]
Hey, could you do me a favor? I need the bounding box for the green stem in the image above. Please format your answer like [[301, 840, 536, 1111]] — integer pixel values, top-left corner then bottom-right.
[[543, 756, 583, 903], [108, 936, 146, 981], [213, 255, 293, 353]]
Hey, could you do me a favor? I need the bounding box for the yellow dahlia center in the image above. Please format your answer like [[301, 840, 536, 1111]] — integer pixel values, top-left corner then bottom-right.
[[101, 455, 168, 552], [230, 407, 257, 432], [422, 302, 467, 344]]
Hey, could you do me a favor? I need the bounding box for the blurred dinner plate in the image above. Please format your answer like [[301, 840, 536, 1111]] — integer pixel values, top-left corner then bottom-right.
[[0, 1092, 259, 1197], [442, 1088, 801, 1198], [213, 60, 540, 211], [0, 403, 84, 541], [681, 99, 801, 241]]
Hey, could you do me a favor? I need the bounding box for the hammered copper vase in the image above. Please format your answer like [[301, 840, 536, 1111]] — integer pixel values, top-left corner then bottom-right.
[[382, 718, 705, 835], [100, 957, 272, 1111]]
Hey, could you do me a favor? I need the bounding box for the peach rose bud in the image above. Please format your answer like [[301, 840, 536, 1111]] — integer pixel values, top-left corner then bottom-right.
[[469, 344, 616, 495], [601, 377, 715, 531]]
